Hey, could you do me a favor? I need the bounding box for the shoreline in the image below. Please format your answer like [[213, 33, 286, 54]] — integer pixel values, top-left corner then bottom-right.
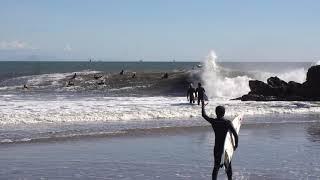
[[1, 120, 320, 179], [1, 113, 320, 145]]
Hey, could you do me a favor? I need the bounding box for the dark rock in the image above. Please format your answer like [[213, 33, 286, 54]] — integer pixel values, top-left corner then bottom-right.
[[267, 76, 288, 96], [288, 81, 302, 88], [287, 81, 302, 95], [304, 65, 320, 97], [249, 79, 286, 96], [235, 65, 320, 101], [306, 65, 320, 87], [249, 80, 275, 96], [267, 76, 287, 88]]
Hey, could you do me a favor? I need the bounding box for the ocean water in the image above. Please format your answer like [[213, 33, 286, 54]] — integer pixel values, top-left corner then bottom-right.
[[0, 60, 319, 143]]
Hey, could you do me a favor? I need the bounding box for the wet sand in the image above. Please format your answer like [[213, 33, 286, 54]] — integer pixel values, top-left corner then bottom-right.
[[0, 121, 320, 180]]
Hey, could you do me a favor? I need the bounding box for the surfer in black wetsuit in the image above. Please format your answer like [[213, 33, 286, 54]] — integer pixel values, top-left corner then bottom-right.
[[70, 73, 77, 79], [187, 83, 196, 104], [161, 72, 168, 79], [132, 72, 136, 78], [202, 104, 238, 180], [196, 83, 205, 105]]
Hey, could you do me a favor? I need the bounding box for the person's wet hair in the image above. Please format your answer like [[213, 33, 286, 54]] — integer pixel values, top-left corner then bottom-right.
[[215, 106, 225, 118], [198, 82, 201, 87]]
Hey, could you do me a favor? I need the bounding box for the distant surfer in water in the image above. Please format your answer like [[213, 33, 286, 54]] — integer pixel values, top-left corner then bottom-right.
[[97, 80, 104, 85], [120, 70, 124, 75], [94, 74, 102, 79], [70, 73, 77, 79], [196, 82, 205, 105], [161, 72, 168, 79], [202, 104, 238, 180], [187, 83, 196, 104], [67, 81, 74, 86]]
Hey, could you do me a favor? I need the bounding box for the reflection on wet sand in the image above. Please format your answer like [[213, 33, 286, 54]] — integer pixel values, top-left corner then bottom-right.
[[306, 122, 320, 143]]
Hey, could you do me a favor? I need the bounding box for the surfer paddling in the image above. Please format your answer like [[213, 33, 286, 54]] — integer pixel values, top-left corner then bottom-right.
[[202, 103, 238, 180]]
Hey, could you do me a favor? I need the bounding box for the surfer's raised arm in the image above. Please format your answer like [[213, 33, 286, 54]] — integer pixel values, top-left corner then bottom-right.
[[201, 103, 213, 123], [229, 122, 239, 150]]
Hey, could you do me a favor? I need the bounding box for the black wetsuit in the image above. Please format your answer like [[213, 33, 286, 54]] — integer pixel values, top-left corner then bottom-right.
[[71, 73, 77, 79], [196, 86, 205, 105], [202, 108, 238, 180], [187, 87, 196, 104]]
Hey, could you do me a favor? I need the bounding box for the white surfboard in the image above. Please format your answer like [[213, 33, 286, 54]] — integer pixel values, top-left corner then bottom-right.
[[220, 114, 244, 168]]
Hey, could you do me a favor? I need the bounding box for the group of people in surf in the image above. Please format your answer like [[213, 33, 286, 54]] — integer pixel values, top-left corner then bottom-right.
[[186, 82, 206, 105], [64, 70, 169, 87], [119, 70, 137, 79], [120, 69, 169, 79], [187, 83, 239, 180]]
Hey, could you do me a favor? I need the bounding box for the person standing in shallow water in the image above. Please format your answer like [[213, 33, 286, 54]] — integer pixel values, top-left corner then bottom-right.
[[187, 83, 196, 104], [202, 104, 238, 180], [196, 82, 205, 105]]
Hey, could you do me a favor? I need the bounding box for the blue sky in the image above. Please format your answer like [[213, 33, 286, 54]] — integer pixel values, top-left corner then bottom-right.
[[0, 0, 319, 61]]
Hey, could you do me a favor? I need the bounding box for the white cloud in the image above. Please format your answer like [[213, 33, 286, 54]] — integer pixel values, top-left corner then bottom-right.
[[0, 40, 36, 50], [63, 44, 72, 52]]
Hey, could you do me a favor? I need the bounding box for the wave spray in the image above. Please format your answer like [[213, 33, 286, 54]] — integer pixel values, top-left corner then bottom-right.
[[201, 50, 251, 99]]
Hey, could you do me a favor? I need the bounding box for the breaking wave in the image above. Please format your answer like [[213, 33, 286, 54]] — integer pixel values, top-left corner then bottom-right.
[[201, 51, 308, 99], [0, 62, 308, 99]]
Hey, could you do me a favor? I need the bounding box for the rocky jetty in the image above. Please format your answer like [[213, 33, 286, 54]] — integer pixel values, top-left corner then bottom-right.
[[236, 65, 320, 101]]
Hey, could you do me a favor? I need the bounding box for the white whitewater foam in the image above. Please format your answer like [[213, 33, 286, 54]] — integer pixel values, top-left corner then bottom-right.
[[27, 70, 101, 86], [201, 51, 251, 99], [1, 95, 320, 143], [257, 68, 307, 84], [0, 70, 102, 90], [0, 96, 319, 125], [201, 50, 308, 99], [1, 139, 13, 143], [277, 68, 306, 83], [109, 85, 149, 91], [27, 73, 67, 86]]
